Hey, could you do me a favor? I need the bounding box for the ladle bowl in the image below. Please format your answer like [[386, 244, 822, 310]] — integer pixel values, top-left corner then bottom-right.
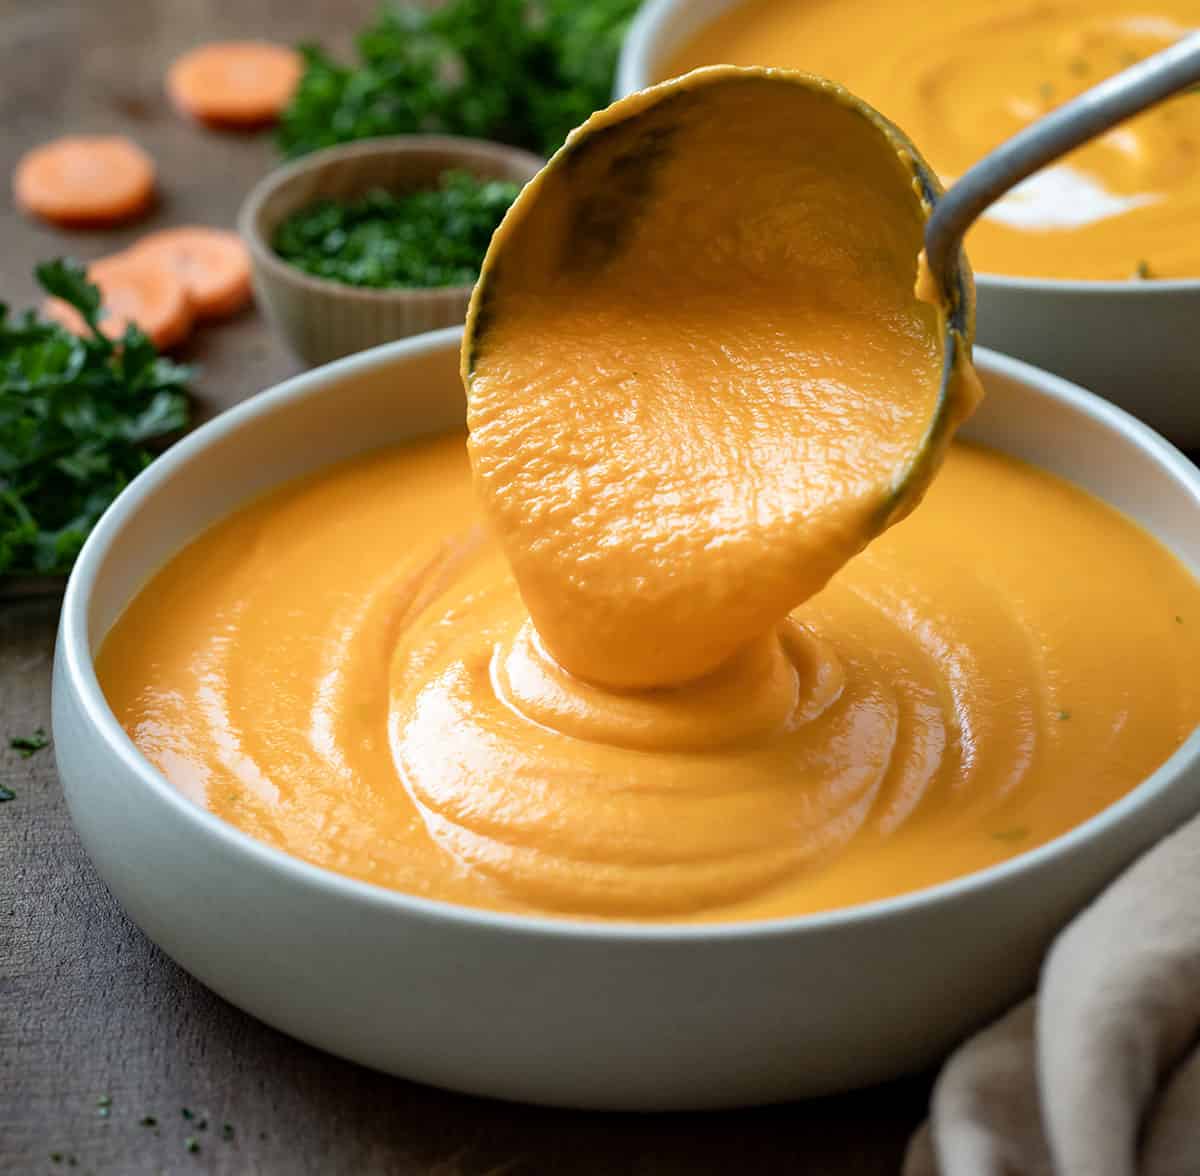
[[463, 66, 978, 687]]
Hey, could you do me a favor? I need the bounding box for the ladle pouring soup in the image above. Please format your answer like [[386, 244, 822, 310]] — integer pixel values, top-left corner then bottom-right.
[[97, 59, 1200, 928]]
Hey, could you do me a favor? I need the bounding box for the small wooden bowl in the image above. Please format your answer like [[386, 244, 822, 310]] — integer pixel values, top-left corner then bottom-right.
[[237, 136, 544, 367]]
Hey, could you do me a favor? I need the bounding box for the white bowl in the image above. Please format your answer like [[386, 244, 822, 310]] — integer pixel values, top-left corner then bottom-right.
[[53, 329, 1200, 1110], [617, 0, 1200, 449]]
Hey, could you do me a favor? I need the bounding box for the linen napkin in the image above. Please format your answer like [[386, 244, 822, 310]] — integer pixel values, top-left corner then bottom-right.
[[903, 809, 1200, 1176]]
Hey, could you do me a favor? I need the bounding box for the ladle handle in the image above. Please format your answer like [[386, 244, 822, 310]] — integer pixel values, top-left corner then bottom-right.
[[925, 31, 1200, 298]]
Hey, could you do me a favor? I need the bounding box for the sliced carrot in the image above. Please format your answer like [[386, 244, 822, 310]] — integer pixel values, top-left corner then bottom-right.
[[167, 41, 303, 128], [129, 226, 252, 320], [14, 136, 155, 227], [43, 253, 194, 350]]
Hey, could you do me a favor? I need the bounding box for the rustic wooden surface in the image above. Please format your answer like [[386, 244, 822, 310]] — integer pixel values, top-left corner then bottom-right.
[[0, 2, 933, 1172]]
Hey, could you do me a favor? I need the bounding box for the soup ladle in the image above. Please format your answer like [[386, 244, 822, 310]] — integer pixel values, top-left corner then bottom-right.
[[459, 45, 1200, 686]]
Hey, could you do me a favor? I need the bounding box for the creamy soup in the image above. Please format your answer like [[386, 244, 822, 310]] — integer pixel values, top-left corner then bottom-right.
[[667, 0, 1200, 280], [97, 69, 1200, 923], [98, 435, 1200, 921]]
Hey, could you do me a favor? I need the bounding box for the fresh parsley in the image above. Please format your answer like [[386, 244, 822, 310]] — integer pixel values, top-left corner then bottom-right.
[[0, 260, 191, 577], [278, 0, 641, 161], [272, 171, 520, 289], [991, 826, 1030, 843], [9, 728, 48, 758]]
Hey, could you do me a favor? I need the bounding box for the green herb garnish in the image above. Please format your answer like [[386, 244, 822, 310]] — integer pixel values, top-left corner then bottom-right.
[[184, 1135, 200, 1154], [181, 1107, 194, 1121], [0, 260, 191, 578], [9, 728, 48, 758], [0, 786, 14, 802], [140, 1115, 157, 1127], [1132, 259, 1153, 280], [992, 826, 1030, 842], [272, 172, 520, 289], [1057, 709, 1071, 721], [221, 1123, 234, 1141], [278, 0, 641, 161]]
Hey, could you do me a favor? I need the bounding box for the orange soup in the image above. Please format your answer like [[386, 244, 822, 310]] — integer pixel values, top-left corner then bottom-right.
[[97, 434, 1200, 921], [97, 70, 1200, 923]]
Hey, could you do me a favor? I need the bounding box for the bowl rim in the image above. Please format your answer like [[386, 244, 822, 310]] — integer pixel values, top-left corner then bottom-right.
[[59, 326, 1200, 943], [616, 0, 1200, 296], [236, 135, 546, 306]]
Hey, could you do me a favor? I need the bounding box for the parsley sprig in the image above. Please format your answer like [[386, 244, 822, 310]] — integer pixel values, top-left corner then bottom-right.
[[278, 0, 641, 161], [0, 260, 191, 577], [9, 728, 48, 758]]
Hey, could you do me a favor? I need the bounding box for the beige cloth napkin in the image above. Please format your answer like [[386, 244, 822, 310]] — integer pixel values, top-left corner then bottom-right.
[[903, 810, 1200, 1176]]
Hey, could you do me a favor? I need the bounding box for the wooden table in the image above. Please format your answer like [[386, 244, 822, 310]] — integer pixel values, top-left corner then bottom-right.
[[0, 3, 932, 1171]]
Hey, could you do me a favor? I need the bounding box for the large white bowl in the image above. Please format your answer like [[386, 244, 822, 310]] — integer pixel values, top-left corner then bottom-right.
[[617, 0, 1200, 449], [53, 329, 1200, 1110]]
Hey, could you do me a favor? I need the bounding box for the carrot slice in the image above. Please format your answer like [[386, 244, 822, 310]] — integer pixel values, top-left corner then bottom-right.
[[167, 41, 303, 128], [14, 136, 155, 227], [43, 253, 194, 350], [129, 226, 252, 320]]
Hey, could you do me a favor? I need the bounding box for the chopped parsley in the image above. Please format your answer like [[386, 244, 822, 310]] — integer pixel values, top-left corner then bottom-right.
[[9, 728, 48, 758], [272, 172, 521, 290], [0, 786, 14, 803], [992, 826, 1030, 843]]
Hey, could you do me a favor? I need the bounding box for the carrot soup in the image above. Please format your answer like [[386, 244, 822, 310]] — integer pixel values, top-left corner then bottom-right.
[[97, 71, 1200, 923]]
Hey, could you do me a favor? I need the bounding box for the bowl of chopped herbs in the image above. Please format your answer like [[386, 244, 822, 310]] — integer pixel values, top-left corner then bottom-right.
[[238, 136, 543, 366]]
